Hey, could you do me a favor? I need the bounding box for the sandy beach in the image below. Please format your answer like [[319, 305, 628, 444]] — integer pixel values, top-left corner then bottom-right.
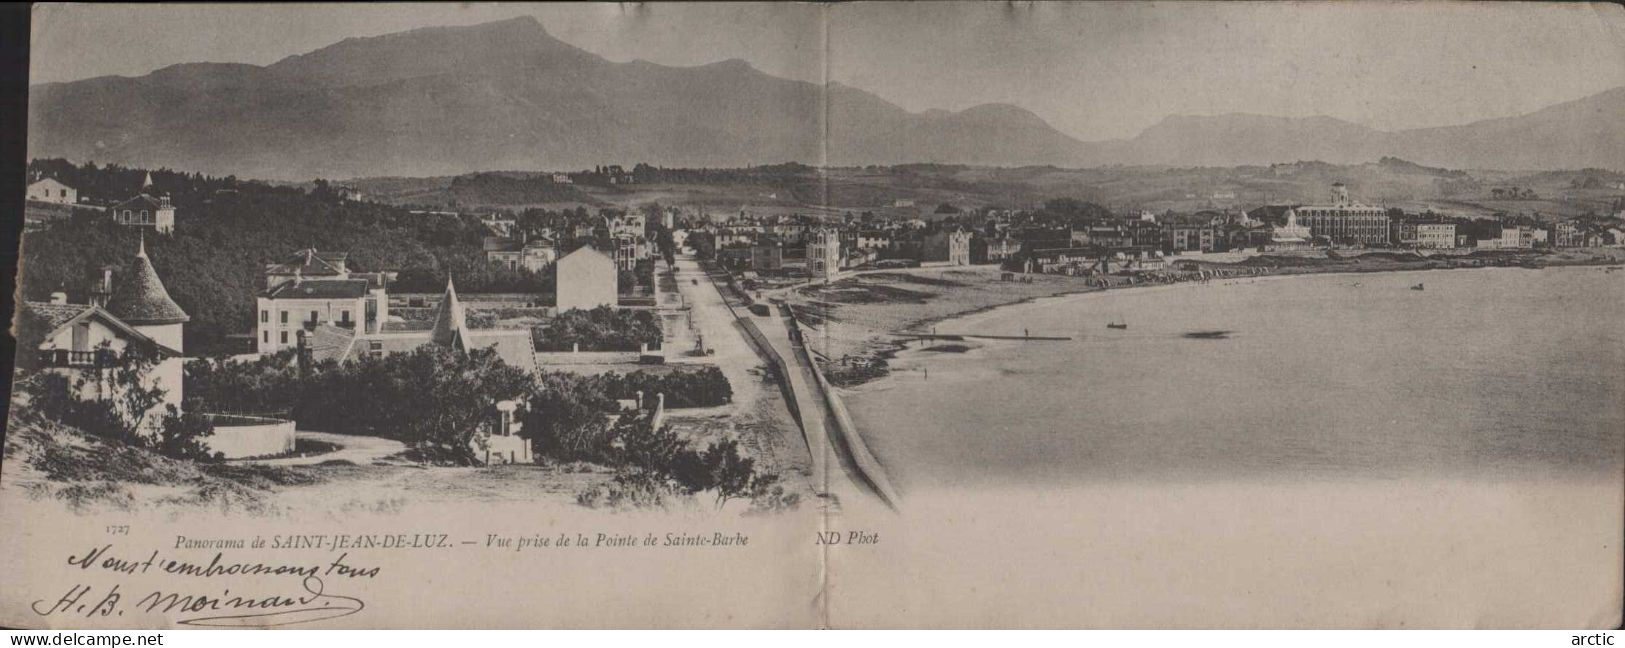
[[786, 247, 1625, 387]]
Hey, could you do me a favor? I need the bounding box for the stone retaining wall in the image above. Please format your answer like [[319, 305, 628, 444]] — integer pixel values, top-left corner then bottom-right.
[[204, 415, 297, 459]]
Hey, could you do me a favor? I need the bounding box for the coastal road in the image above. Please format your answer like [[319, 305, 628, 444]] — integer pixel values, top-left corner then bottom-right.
[[241, 431, 406, 467], [669, 255, 767, 412]]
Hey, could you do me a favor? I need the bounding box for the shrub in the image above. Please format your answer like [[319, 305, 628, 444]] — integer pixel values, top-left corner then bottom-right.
[[533, 306, 662, 352], [575, 469, 692, 512], [155, 408, 221, 462]]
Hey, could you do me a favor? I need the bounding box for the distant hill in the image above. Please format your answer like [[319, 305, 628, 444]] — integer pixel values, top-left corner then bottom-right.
[[26, 16, 1625, 177], [27, 17, 1081, 180], [1073, 88, 1625, 170]]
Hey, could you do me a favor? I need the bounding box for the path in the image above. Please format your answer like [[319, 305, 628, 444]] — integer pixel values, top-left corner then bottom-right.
[[668, 255, 766, 411], [241, 431, 406, 467]]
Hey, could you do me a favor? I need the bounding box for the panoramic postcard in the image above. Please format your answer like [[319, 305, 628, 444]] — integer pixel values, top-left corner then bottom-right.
[[3, 1, 1622, 629]]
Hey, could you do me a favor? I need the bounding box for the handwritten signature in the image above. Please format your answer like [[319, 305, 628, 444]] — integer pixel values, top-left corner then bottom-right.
[[33, 576, 365, 628]]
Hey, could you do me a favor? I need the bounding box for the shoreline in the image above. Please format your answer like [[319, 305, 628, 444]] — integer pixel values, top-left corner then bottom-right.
[[813, 248, 1625, 389]]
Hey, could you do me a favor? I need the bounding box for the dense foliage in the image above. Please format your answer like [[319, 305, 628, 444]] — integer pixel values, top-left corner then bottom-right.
[[533, 306, 663, 352], [294, 345, 533, 463], [183, 351, 305, 416], [573, 367, 732, 409], [568, 415, 786, 511], [21, 159, 560, 354], [19, 344, 219, 461], [185, 350, 731, 465]]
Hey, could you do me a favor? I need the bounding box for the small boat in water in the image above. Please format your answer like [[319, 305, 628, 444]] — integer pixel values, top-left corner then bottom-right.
[[1411, 283, 1425, 291], [1106, 317, 1128, 330]]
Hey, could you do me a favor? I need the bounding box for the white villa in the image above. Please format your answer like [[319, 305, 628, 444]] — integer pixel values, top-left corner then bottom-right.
[[26, 177, 77, 205], [255, 249, 391, 356]]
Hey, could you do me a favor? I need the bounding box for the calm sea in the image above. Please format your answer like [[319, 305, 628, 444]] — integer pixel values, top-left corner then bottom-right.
[[840, 266, 1625, 490]]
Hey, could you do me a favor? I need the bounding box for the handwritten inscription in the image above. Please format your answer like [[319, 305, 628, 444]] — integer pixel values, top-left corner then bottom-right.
[[34, 544, 378, 627], [32, 529, 754, 626]]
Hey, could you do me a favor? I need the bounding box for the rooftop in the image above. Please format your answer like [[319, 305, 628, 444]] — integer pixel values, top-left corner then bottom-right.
[[104, 240, 190, 325], [263, 278, 370, 299], [266, 248, 349, 277], [112, 194, 167, 211]]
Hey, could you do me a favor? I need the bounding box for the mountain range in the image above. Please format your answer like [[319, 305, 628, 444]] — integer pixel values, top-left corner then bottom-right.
[[26, 16, 1625, 180]]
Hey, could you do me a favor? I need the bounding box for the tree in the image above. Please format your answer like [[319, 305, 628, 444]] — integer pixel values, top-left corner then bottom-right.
[[88, 342, 168, 443], [155, 407, 220, 461], [375, 345, 533, 464], [700, 439, 756, 509]]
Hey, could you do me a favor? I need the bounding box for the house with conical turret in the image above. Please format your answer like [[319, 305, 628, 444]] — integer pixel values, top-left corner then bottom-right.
[[19, 239, 188, 433]]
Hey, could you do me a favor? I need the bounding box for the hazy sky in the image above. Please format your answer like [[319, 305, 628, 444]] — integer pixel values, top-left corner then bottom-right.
[[30, 2, 1625, 140]]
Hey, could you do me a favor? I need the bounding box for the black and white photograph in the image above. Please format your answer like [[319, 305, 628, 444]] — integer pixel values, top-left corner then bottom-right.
[[0, 1, 1621, 632]]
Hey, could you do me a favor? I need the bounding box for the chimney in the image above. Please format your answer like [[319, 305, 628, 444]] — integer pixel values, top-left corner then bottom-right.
[[295, 329, 312, 376], [49, 292, 68, 305], [88, 268, 113, 307]]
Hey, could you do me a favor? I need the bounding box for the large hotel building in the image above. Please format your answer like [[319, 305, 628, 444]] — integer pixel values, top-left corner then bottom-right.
[[1294, 183, 1389, 246]]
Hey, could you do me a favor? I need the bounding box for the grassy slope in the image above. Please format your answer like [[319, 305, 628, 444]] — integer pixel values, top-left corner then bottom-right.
[[0, 410, 316, 515]]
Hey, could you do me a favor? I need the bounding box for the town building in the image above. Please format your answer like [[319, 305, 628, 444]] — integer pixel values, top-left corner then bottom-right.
[[556, 244, 618, 311], [611, 236, 649, 271], [986, 236, 1022, 263], [1293, 183, 1388, 246], [1165, 224, 1216, 253], [609, 212, 646, 239], [111, 194, 176, 234], [26, 177, 77, 205], [1267, 208, 1314, 249], [1552, 220, 1597, 248], [1414, 221, 1457, 249], [948, 229, 973, 265], [486, 234, 557, 273], [484, 237, 525, 269], [295, 278, 536, 376], [521, 238, 558, 271], [481, 215, 517, 237], [807, 227, 842, 279], [256, 249, 390, 356], [1390, 218, 1418, 247], [855, 231, 892, 251]]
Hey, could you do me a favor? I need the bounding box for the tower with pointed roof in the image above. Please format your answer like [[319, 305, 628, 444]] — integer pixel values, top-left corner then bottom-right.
[[429, 277, 470, 352], [104, 237, 189, 352]]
